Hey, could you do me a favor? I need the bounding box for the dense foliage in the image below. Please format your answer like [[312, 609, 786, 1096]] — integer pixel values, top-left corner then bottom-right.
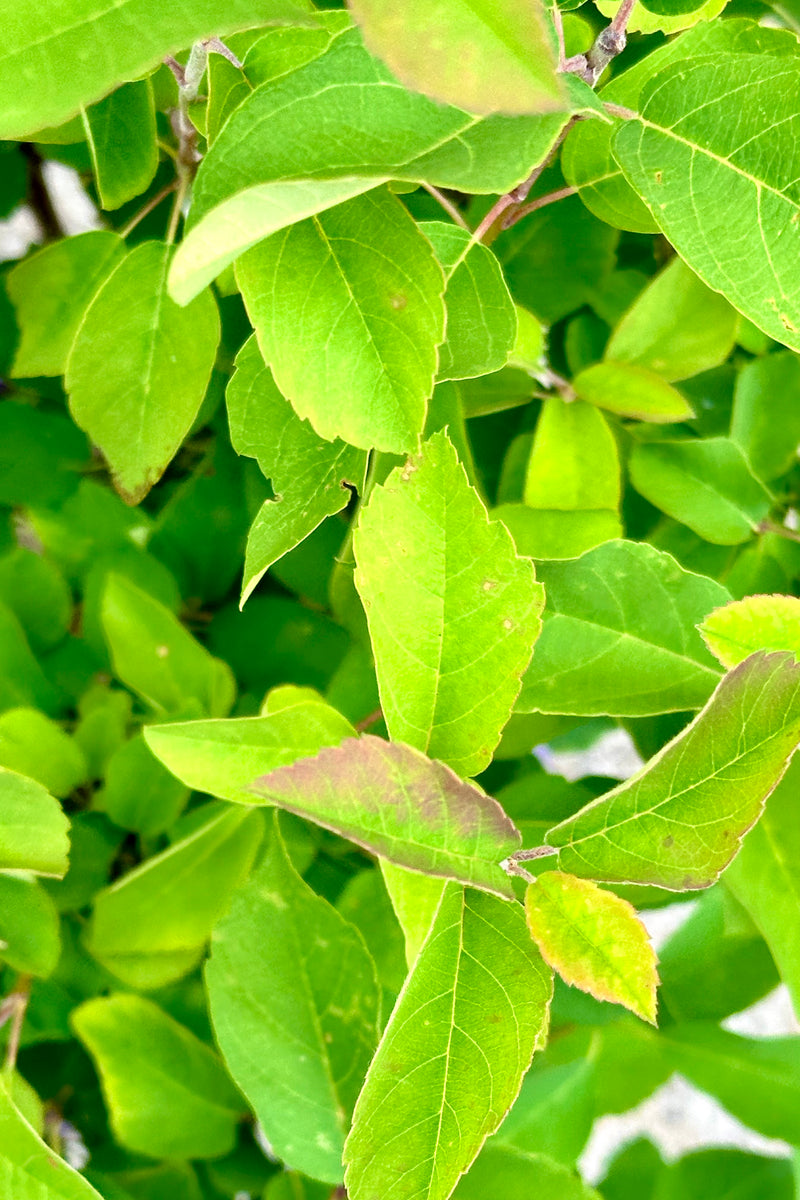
[[2, 1, 800, 1198]]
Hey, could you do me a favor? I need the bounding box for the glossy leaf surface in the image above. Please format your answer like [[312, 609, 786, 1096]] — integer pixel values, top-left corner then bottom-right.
[[545, 652, 800, 889], [354, 430, 543, 776], [344, 884, 553, 1200]]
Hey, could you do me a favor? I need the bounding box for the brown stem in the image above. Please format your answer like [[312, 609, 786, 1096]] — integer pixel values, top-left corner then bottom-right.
[[4, 975, 32, 1072], [420, 183, 470, 230], [473, 120, 575, 245], [355, 707, 383, 733], [501, 185, 577, 230], [119, 181, 177, 239], [585, 0, 636, 82], [757, 519, 800, 544]]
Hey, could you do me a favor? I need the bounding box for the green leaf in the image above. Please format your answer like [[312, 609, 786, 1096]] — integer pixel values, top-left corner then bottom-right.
[[174, 27, 572, 301], [562, 20, 798, 235], [544, 651, 800, 889], [517, 539, 728, 716], [82, 80, 158, 211], [498, 195, 619, 324], [236, 188, 445, 453], [659, 1023, 800, 1144], [98, 733, 189, 837], [344, 884, 553, 1200], [0, 548, 72, 655], [629, 437, 772, 545], [604, 258, 739, 383], [0, 873, 61, 976], [656, 1149, 795, 1200], [227, 336, 367, 603], [379, 861, 446, 966], [0, 767, 70, 876], [0, 0, 317, 138], [253, 735, 522, 898], [66, 241, 220, 503], [145, 698, 355, 805], [347, 0, 562, 115], [72, 994, 242, 1159], [700, 594, 800, 669], [170, 176, 387, 306], [658, 885, 779, 1022], [454, 1146, 600, 1200], [573, 362, 693, 422], [0, 708, 86, 799], [496, 397, 621, 559], [7, 231, 125, 378], [524, 871, 659, 1023], [354, 430, 543, 776], [206, 813, 381, 1183], [731, 351, 800, 481], [421, 222, 517, 382], [613, 54, 800, 350], [0, 1076, 103, 1199], [493, 1057, 595, 1165], [725, 756, 800, 1017], [85, 806, 262, 987], [101, 574, 235, 717]]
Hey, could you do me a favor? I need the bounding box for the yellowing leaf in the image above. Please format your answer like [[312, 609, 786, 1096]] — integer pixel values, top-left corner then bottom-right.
[[525, 871, 659, 1023], [700, 594, 800, 669]]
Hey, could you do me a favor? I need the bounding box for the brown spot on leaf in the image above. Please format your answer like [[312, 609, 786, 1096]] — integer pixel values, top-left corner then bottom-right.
[[482, 579, 497, 591], [503, 618, 514, 630], [654, 170, 663, 184], [781, 314, 797, 332], [662, 835, 674, 848], [390, 294, 407, 310]]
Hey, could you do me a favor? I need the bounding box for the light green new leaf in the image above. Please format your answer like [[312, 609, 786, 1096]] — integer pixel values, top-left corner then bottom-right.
[[85, 806, 262, 987], [517, 540, 728, 716], [98, 733, 189, 837], [7, 231, 125, 379], [512, 397, 622, 557], [379, 860, 446, 966], [145, 698, 355, 805], [101, 574, 235, 717], [170, 176, 387, 305], [227, 336, 367, 603], [344, 884, 553, 1200], [525, 871, 659, 1023], [544, 651, 800, 889], [629, 437, 772, 545], [725, 757, 800, 1018], [0, 1077, 103, 1199], [347, 0, 562, 115], [354, 430, 543, 776], [605, 258, 739, 383], [72, 995, 242, 1160], [0, 767, 69, 876], [613, 54, 800, 349], [66, 241, 220, 503], [173, 27, 573, 301], [237, 188, 445, 453], [454, 1146, 600, 1200], [82, 80, 158, 211], [252, 735, 522, 898], [421, 222, 517, 382], [207, 814, 381, 1183], [731, 352, 800, 482], [0, 0, 316, 138], [573, 362, 693, 423], [700, 594, 800, 669], [0, 873, 61, 977], [660, 1024, 800, 1145]]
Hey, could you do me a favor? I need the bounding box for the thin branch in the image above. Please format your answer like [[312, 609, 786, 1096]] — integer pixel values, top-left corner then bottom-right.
[[119, 181, 177, 238], [501, 184, 577, 230], [4, 975, 31, 1073], [585, 0, 636, 82], [355, 707, 383, 733], [420, 183, 470, 230], [20, 145, 64, 241], [757, 519, 800, 544], [472, 119, 576, 245]]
